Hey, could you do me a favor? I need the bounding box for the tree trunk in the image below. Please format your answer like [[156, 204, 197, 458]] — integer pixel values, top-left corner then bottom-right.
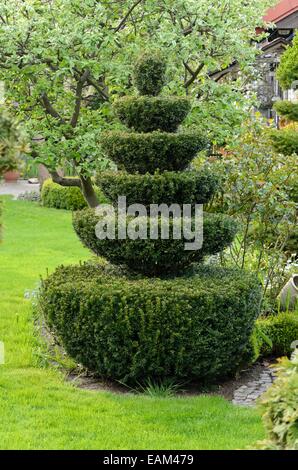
[[80, 175, 99, 208]]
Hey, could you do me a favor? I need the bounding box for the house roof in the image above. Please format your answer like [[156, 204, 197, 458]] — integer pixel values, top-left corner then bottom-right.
[[264, 0, 298, 24]]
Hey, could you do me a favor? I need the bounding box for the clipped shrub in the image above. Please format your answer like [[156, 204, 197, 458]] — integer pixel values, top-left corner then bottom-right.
[[114, 96, 191, 133], [133, 51, 166, 96], [42, 52, 256, 385], [40, 262, 261, 384], [269, 128, 298, 156], [100, 131, 207, 174], [96, 169, 219, 208], [41, 179, 106, 210], [256, 313, 298, 357], [257, 352, 298, 450], [274, 100, 298, 122], [73, 208, 238, 276]]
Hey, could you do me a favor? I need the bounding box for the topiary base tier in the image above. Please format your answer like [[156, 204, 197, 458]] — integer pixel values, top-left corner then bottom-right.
[[40, 262, 261, 385]]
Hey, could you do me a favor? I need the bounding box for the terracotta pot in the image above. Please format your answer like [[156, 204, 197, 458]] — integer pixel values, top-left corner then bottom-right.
[[3, 170, 20, 182], [279, 274, 298, 311]]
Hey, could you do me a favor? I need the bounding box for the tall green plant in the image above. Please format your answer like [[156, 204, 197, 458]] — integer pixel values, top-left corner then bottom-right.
[[40, 54, 262, 384], [205, 118, 297, 306]]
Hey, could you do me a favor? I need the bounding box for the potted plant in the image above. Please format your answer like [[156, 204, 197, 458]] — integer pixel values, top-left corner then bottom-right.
[[0, 153, 20, 182]]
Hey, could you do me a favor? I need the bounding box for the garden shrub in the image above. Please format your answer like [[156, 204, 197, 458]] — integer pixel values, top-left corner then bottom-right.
[[41, 52, 258, 384], [100, 131, 207, 174], [133, 51, 166, 96], [257, 351, 298, 450], [40, 262, 261, 384], [114, 96, 191, 133], [269, 128, 298, 156], [73, 208, 238, 276], [274, 100, 298, 122], [96, 169, 219, 208], [41, 179, 106, 210], [256, 313, 298, 357]]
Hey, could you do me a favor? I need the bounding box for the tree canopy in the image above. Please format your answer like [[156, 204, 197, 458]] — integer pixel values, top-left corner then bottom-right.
[[0, 0, 273, 205], [277, 32, 298, 90]]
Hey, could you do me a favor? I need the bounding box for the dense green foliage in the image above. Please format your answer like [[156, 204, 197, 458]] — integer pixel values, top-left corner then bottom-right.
[[73, 208, 237, 276], [97, 169, 219, 208], [258, 352, 298, 450], [206, 119, 298, 302], [274, 101, 298, 123], [114, 96, 191, 133], [269, 128, 298, 156], [0, 0, 273, 206], [256, 313, 298, 357], [133, 52, 167, 96], [100, 131, 208, 174], [40, 262, 261, 384], [41, 179, 106, 211], [276, 32, 298, 90]]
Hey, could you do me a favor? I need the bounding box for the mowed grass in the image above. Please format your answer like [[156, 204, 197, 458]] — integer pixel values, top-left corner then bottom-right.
[[0, 198, 264, 449]]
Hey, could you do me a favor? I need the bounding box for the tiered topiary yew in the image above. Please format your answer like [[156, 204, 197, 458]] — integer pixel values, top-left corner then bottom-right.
[[40, 53, 262, 385]]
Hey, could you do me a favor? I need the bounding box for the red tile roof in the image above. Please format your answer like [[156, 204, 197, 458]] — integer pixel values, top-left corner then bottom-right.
[[264, 0, 298, 23]]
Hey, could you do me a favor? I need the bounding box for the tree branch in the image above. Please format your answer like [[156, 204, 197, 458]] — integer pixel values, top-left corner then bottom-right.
[[40, 93, 66, 124], [115, 0, 143, 33], [184, 63, 204, 88], [70, 69, 90, 128], [50, 170, 82, 188]]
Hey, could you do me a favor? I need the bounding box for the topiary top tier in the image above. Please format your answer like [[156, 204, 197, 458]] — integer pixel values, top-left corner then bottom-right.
[[74, 52, 237, 276]]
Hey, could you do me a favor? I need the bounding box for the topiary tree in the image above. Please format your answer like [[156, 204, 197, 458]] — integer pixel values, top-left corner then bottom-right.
[[40, 54, 262, 385], [73, 53, 237, 276]]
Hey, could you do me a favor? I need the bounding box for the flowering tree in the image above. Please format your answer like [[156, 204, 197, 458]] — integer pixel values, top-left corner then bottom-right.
[[0, 0, 273, 206]]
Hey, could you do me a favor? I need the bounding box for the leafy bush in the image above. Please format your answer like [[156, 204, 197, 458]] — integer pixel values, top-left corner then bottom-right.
[[269, 128, 298, 156], [207, 119, 298, 303], [96, 169, 219, 208], [40, 262, 261, 384], [41, 179, 106, 211], [100, 131, 208, 174], [257, 352, 298, 450], [73, 208, 238, 276], [256, 313, 298, 357], [133, 52, 166, 96], [274, 101, 298, 122], [114, 96, 191, 133]]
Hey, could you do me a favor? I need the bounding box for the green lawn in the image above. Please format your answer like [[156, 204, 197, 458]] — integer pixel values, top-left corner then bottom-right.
[[0, 197, 264, 450]]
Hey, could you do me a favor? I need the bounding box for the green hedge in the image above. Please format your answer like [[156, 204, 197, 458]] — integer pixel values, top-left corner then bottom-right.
[[41, 179, 106, 210], [100, 131, 208, 174], [96, 169, 219, 208], [114, 96, 191, 133], [274, 100, 298, 122], [257, 352, 298, 450], [269, 128, 298, 156], [40, 262, 261, 384], [133, 51, 166, 96], [256, 313, 298, 357], [73, 208, 238, 276]]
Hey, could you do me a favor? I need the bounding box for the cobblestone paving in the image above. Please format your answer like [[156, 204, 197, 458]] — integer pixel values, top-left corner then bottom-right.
[[232, 367, 276, 406]]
